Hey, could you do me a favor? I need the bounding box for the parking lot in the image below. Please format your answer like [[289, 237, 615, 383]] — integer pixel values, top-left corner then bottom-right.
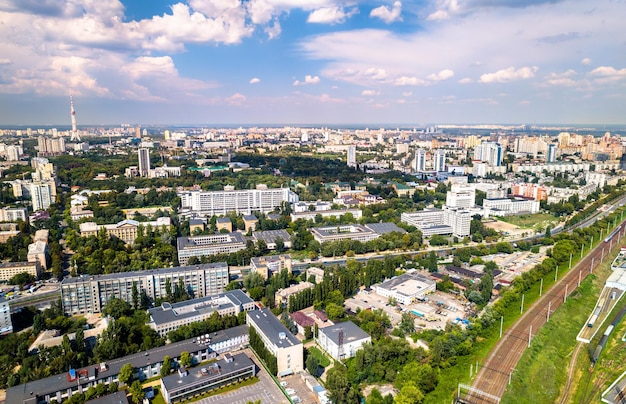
[[280, 372, 320, 404], [345, 292, 402, 325]]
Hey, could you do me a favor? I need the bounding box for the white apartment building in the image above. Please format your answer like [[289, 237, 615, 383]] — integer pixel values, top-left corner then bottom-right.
[[30, 181, 56, 212], [177, 233, 247, 266], [414, 149, 426, 172], [0, 297, 12, 335], [147, 291, 255, 337], [247, 308, 303, 377], [433, 149, 446, 172], [446, 183, 476, 208], [474, 142, 503, 167], [347, 145, 357, 167], [61, 262, 229, 315], [138, 148, 151, 177], [179, 185, 298, 217], [401, 208, 471, 238], [0, 207, 28, 223], [317, 321, 371, 361]]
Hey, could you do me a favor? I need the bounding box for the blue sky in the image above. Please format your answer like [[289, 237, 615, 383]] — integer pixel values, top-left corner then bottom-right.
[[0, 0, 624, 126]]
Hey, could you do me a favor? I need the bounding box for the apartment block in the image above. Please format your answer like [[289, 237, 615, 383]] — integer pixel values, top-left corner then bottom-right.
[[177, 233, 247, 266]]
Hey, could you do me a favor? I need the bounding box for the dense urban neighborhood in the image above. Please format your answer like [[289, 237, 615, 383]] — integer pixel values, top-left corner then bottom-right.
[[0, 124, 625, 404]]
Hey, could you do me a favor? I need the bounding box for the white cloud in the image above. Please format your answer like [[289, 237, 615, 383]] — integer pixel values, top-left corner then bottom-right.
[[0, 59, 12, 65], [458, 77, 473, 84], [479, 66, 538, 83], [361, 89, 380, 96], [581, 57, 592, 66], [542, 69, 577, 86], [293, 75, 321, 86], [249, 77, 261, 84], [370, 1, 402, 24], [308, 6, 357, 24], [401, 91, 412, 96], [394, 76, 428, 86], [226, 92, 247, 105], [589, 66, 626, 84], [427, 69, 454, 81]]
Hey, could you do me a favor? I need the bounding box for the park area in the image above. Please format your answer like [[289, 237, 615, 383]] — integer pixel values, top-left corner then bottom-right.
[[498, 213, 559, 230]]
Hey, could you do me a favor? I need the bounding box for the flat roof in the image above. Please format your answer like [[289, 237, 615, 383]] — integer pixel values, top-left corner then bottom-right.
[[61, 262, 228, 285], [84, 391, 130, 404], [364, 222, 406, 235], [177, 233, 246, 249], [6, 327, 247, 403], [247, 308, 301, 348], [320, 321, 370, 345], [148, 290, 253, 326], [375, 272, 435, 296], [252, 229, 291, 244]]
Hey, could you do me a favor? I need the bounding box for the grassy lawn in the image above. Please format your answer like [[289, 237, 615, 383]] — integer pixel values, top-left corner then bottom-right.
[[499, 213, 558, 229], [308, 346, 331, 367], [501, 242, 624, 403]]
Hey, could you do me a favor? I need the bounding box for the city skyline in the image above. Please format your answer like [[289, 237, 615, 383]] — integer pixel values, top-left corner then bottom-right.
[[0, 0, 624, 126]]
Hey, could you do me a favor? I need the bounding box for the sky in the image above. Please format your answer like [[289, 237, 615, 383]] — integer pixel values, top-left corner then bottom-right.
[[0, 0, 624, 126]]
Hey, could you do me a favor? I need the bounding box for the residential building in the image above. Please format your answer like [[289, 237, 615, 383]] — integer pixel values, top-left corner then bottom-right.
[[27, 240, 49, 270], [414, 149, 426, 171], [547, 143, 557, 162], [510, 183, 548, 201], [161, 353, 256, 404], [242, 214, 258, 232], [69, 206, 94, 221], [316, 321, 371, 361], [31, 181, 56, 212], [216, 217, 232, 232], [306, 267, 325, 284], [0, 297, 12, 335], [474, 142, 503, 166], [138, 148, 151, 177], [433, 149, 446, 172], [290, 311, 315, 336], [246, 308, 303, 376], [275, 282, 315, 307], [372, 272, 436, 305], [147, 291, 255, 337], [291, 208, 363, 222], [0, 261, 41, 282], [347, 145, 357, 167], [61, 263, 229, 314], [0, 207, 28, 223], [400, 208, 471, 238], [79, 217, 171, 245], [177, 233, 247, 266], [250, 254, 292, 280], [178, 185, 298, 217]]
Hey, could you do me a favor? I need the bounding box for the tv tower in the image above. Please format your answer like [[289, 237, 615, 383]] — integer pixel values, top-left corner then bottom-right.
[[69, 91, 80, 141]]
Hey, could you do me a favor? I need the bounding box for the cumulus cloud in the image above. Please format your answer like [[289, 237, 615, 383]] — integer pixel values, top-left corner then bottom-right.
[[370, 1, 402, 23], [394, 76, 428, 86], [589, 66, 626, 84], [458, 78, 473, 84], [226, 92, 247, 105], [479, 66, 538, 83], [581, 57, 592, 65], [293, 75, 321, 86], [427, 69, 454, 81], [361, 89, 380, 96], [542, 69, 577, 86], [249, 77, 261, 84], [308, 6, 357, 24]]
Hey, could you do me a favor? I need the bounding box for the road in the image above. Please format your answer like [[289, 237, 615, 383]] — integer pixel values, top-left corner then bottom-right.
[[463, 219, 626, 404]]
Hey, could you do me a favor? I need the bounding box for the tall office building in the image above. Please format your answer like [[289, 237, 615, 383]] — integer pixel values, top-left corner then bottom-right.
[[433, 149, 446, 172], [547, 144, 557, 163], [138, 148, 151, 177], [347, 145, 357, 167], [414, 149, 426, 172]]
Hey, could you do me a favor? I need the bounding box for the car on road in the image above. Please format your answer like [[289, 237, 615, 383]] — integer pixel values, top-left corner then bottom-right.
[[280, 381, 288, 387]]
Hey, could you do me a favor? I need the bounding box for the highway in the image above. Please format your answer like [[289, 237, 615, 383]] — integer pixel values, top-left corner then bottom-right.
[[463, 219, 626, 404]]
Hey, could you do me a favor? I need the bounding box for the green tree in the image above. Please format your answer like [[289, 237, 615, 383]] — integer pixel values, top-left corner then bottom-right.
[[102, 298, 131, 320], [129, 380, 145, 404], [180, 351, 192, 367], [161, 355, 172, 377], [306, 353, 320, 376], [8, 272, 36, 286], [244, 272, 265, 290], [118, 363, 133, 385], [326, 303, 345, 322], [395, 382, 424, 404]]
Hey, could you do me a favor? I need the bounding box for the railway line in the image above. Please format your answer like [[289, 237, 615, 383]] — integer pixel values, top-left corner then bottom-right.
[[462, 219, 626, 404]]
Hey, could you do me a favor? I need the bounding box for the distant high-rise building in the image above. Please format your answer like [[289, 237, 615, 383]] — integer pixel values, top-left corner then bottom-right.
[[301, 131, 309, 143], [547, 144, 557, 163], [465, 135, 481, 149], [138, 148, 151, 177], [414, 149, 426, 172], [433, 149, 446, 172], [474, 142, 502, 167], [347, 145, 357, 167], [30, 182, 55, 212]]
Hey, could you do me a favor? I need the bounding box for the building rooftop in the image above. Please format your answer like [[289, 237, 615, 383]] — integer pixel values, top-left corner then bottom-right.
[[61, 262, 228, 285], [364, 222, 406, 235], [252, 229, 291, 244], [290, 311, 315, 328], [319, 321, 370, 345], [247, 308, 301, 349], [177, 233, 246, 250], [84, 391, 130, 404], [375, 272, 435, 297]]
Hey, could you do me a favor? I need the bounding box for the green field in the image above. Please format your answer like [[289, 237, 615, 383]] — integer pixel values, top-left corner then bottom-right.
[[307, 346, 331, 367], [499, 213, 559, 229], [501, 244, 623, 404]]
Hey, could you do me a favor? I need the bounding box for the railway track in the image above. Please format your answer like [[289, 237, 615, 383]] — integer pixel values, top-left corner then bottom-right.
[[463, 220, 626, 403]]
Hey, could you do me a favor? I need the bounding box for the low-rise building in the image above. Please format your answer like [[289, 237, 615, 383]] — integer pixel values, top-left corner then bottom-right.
[[242, 214, 258, 232], [0, 207, 28, 223], [483, 197, 540, 217], [27, 239, 49, 270], [0, 261, 41, 282], [317, 321, 371, 361], [69, 206, 94, 221], [177, 233, 247, 266], [147, 290, 255, 337], [250, 254, 292, 280], [306, 267, 325, 284], [372, 272, 436, 305], [216, 217, 233, 232], [246, 308, 303, 377], [79, 217, 171, 245], [310, 224, 379, 243], [275, 282, 315, 307], [251, 229, 292, 250], [161, 353, 256, 404], [291, 208, 363, 222], [290, 311, 315, 336]]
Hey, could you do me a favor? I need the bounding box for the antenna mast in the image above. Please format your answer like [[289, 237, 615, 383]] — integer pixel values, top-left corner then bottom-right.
[[69, 90, 80, 141]]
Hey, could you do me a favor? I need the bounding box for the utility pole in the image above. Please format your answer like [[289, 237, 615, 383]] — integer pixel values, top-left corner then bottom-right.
[[591, 257, 595, 273], [578, 270, 582, 287], [540, 278, 543, 297], [500, 316, 504, 338], [564, 284, 568, 303], [528, 325, 532, 348], [569, 253, 573, 269], [521, 294, 525, 314], [547, 301, 551, 321]]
